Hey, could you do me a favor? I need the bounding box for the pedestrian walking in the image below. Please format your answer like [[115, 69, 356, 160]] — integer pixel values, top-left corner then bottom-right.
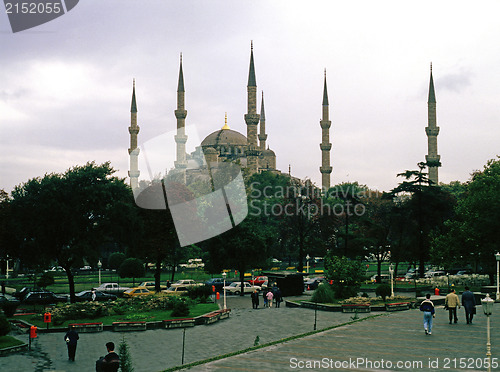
[[461, 286, 476, 324], [275, 287, 282, 308], [96, 342, 120, 372], [266, 289, 274, 308], [251, 289, 259, 309], [445, 288, 460, 324], [419, 293, 435, 335], [64, 325, 79, 361], [263, 289, 268, 308]]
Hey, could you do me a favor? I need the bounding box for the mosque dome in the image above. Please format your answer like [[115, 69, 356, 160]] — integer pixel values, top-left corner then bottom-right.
[[201, 116, 248, 148]]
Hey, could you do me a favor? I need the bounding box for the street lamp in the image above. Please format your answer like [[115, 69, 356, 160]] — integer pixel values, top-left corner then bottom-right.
[[389, 263, 394, 298], [222, 271, 227, 310], [495, 252, 500, 301], [97, 260, 102, 286], [482, 293, 494, 372], [306, 254, 310, 274]]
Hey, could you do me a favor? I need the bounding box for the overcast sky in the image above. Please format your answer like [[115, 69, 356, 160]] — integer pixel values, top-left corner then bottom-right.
[[1, 0, 500, 194]]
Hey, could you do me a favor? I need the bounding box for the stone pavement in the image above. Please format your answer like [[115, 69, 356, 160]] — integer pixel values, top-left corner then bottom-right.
[[2, 294, 499, 372]]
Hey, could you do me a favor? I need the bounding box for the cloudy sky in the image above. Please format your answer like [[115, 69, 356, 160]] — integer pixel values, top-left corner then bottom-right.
[[1, 0, 500, 194]]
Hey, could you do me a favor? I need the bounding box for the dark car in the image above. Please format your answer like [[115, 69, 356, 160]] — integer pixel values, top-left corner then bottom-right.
[[0, 294, 20, 306], [205, 278, 226, 292], [21, 291, 67, 305], [75, 290, 117, 302]]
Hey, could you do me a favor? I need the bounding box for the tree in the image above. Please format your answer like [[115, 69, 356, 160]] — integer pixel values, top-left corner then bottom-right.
[[108, 252, 126, 271], [37, 272, 55, 289], [118, 337, 134, 372], [8, 162, 137, 302], [324, 254, 364, 299], [119, 258, 145, 286]]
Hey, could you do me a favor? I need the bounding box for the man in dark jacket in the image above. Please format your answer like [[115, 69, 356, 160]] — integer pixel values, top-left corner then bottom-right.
[[96, 342, 120, 372], [462, 286, 476, 324], [419, 293, 435, 335], [251, 290, 259, 309], [64, 326, 79, 361]]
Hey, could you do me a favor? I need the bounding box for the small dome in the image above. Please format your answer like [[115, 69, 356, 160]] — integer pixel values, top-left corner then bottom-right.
[[262, 148, 276, 156], [201, 129, 247, 148], [203, 147, 217, 154]]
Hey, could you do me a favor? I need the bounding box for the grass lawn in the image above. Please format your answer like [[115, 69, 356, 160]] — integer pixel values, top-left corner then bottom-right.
[[0, 335, 25, 349], [13, 302, 218, 328]]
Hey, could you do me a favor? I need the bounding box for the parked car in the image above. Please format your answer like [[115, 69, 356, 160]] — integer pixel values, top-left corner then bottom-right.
[[170, 279, 201, 288], [138, 281, 167, 291], [223, 282, 261, 295], [370, 274, 390, 283], [424, 270, 446, 278], [162, 286, 190, 296], [92, 283, 130, 295], [74, 290, 117, 302], [21, 291, 67, 305], [247, 276, 268, 287], [123, 287, 152, 298], [0, 294, 20, 306], [44, 266, 64, 273], [205, 278, 226, 292], [304, 277, 325, 290]]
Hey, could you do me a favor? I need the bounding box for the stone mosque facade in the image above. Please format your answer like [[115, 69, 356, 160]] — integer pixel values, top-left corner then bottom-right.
[[128, 43, 439, 191]]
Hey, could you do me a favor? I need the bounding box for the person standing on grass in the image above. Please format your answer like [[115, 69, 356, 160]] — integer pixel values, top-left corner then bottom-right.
[[445, 288, 461, 324], [64, 325, 79, 361], [419, 293, 435, 335], [462, 286, 476, 324]]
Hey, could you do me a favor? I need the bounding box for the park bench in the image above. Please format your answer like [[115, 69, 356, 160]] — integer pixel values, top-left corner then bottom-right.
[[112, 321, 147, 332], [385, 302, 410, 312], [341, 304, 371, 313], [68, 322, 103, 333], [163, 318, 195, 329]]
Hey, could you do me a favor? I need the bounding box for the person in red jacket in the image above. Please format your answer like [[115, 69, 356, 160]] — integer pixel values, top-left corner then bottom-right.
[[419, 293, 435, 335]]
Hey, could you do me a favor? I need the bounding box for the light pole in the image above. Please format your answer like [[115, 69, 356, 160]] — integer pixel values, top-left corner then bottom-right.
[[482, 293, 494, 372], [389, 263, 394, 299], [495, 252, 500, 301], [97, 260, 102, 286], [306, 254, 310, 274], [222, 271, 227, 310]]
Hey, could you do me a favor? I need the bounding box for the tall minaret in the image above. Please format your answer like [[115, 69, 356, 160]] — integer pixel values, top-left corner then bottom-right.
[[320, 69, 332, 191], [258, 91, 267, 150], [128, 79, 140, 190], [174, 53, 188, 183], [425, 63, 440, 185], [244, 41, 260, 174]]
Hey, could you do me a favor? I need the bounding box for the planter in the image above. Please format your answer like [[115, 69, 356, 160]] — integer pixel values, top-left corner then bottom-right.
[[163, 318, 195, 329], [112, 321, 147, 332], [385, 302, 410, 312], [68, 322, 103, 333], [202, 312, 220, 325], [215, 308, 231, 320], [341, 304, 371, 313]]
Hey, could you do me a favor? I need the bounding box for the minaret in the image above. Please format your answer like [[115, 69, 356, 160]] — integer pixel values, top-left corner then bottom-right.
[[244, 41, 260, 174], [258, 91, 267, 150], [319, 69, 332, 191], [425, 63, 440, 185], [174, 53, 188, 183], [128, 79, 140, 190]]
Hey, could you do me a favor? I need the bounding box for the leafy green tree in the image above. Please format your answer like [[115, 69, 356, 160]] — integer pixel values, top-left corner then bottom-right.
[[8, 162, 137, 302], [37, 272, 55, 289], [431, 158, 500, 281], [324, 254, 364, 299], [119, 258, 145, 286], [108, 252, 126, 271]]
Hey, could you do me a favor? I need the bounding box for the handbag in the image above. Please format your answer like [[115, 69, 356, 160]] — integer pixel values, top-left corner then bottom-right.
[[444, 304, 448, 310]]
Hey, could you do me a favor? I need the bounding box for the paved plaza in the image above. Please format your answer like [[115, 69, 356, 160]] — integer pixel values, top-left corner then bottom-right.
[[2, 294, 499, 371]]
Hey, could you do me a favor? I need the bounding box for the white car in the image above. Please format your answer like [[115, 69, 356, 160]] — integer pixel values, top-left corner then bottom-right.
[[223, 282, 261, 295], [169, 279, 201, 288]]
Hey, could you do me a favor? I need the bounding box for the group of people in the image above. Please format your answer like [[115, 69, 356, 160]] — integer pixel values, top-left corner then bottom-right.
[[419, 286, 477, 335], [63, 326, 120, 371], [251, 286, 282, 309]]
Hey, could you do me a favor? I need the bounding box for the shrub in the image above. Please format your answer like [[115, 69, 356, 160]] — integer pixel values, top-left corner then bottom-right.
[[324, 255, 363, 299], [311, 284, 336, 304], [171, 300, 189, 317], [0, 314, 10, 336], [37, 272, 55, 288], [375, 284, 391, 301], [119, 337, 134, 372], [186, 285, 212, 302], [1, 302, 19, 317]]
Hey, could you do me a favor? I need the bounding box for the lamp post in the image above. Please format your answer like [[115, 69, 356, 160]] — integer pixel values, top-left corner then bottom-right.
[[389, 263, 394, 299], [495, 252, 500, 301], [482, 293, 494, 372], [306, 254, 310, 274], [222, 271, 227, 310], [97, 260, 102, 286]]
